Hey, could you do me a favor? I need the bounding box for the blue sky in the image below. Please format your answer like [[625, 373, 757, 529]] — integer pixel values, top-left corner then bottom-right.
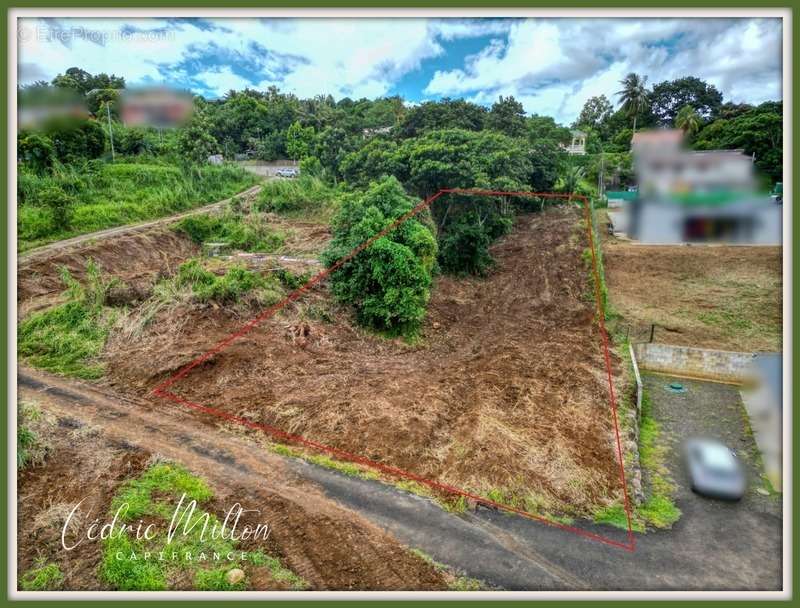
[[17, 17, 782, 124]]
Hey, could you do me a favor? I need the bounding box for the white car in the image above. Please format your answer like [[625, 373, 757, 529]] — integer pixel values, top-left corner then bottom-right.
[[684, 438, 746, 500], [276, 168, 299, 178]]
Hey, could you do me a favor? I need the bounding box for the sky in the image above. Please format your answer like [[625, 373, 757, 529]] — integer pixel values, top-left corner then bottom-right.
[[16, 17, 783, 124]]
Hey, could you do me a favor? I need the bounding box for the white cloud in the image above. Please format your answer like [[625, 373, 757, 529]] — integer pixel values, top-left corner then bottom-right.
[[424, 18, 782, 123], [16, 17, 782, 124]]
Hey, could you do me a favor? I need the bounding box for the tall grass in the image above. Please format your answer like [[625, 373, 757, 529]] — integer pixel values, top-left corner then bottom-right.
[[17, 159, 257, 251], [255, 175, 340, 220], [17, 262, 117, 379]]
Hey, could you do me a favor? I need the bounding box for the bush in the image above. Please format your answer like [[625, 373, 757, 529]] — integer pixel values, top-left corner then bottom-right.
[[42, 116, 106, 163], [432, 194, 513, 276], [437, 211, 494, 276], [175, 259, 282, 306], [18, 132, 55, 173], [322, 176, 437, 338], [37, 186, 75, 231]]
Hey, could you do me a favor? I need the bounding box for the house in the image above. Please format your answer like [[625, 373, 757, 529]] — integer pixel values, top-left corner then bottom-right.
[[622, 129, 781, 244], [562, 129, 586, 155]]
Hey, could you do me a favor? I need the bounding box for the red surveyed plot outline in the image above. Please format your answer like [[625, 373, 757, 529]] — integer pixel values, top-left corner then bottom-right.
[[152, 188, 636, 552]]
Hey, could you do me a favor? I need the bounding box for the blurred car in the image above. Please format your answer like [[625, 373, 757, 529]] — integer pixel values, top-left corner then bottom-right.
[[276, 168, 299, 178], [684, 438, 746, 500]]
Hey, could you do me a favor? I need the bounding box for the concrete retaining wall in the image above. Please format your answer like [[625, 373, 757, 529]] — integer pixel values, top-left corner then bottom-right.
[[632, 343, 756, 384]]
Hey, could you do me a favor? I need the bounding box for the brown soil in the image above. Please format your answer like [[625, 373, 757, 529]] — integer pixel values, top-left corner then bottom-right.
[[18, 369, 448, 591], [603, 236, 782, 352], [17, 229, 199, 318], [105, 206, 624, 515]]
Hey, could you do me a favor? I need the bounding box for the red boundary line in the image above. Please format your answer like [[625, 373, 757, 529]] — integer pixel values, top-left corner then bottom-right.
[[152, 188, 637, 552]]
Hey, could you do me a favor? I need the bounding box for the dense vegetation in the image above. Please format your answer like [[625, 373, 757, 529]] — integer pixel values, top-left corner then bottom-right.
[[18, 67, 783, 339], [322, 177, 437, 338]]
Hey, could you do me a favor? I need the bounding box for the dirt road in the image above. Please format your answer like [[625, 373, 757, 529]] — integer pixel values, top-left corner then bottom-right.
[[18, 368, 783, 591], [18, 184, 263, 264], [16, 367, 447, 591]]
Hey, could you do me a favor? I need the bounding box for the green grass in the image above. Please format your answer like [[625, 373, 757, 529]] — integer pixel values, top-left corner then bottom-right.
[[100, 461, 307, 591], [18, 262, 117, 379], [18, 160, 257, 251], [595, 390, 681, 532], [17, 401, 50, 469], [255, 175, 340, 221], [174, 210, 285, 253], [269, 442, 380, 481], [20, 560, 64, 591]]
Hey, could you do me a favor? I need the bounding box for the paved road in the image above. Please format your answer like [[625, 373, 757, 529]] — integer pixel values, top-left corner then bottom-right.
[[19, 184, 263, 263], [17, 368, 784, 591]]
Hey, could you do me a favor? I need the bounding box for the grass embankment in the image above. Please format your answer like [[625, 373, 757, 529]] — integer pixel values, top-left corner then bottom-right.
[[174, 205, 286, 253], [18, 159, 257, 251], [100, 461, 307, 591], [585, 206, 681, 532], [19, 258, 300, 379], [18, 262, 118, 379], [255, 175, 341, 222]]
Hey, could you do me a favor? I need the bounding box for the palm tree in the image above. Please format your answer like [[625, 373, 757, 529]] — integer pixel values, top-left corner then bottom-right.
[[616, 73, 649, 133], [563, 165, 586, 201], [675, 104, 701, 136]]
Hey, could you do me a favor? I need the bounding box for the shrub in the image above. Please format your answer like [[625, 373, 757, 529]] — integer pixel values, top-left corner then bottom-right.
[[37, 186, 75, 231], [17, 132, 54, 173], [322, 176, 437, 338], [432, 195, 513, 276], [438, 211, 494, 276], [42, 116, 106, 162]]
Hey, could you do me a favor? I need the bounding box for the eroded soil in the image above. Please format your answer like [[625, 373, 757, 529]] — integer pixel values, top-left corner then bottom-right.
[[17, 370, 448, 591], [104, 206, 624, 516]]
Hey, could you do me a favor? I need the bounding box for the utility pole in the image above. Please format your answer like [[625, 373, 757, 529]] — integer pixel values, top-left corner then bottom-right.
[[106, 102, 115, 162]]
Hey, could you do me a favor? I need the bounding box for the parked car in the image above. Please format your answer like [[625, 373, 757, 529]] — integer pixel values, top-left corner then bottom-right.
[[684, 438, 746, 500], [276, 168, 299, 178]]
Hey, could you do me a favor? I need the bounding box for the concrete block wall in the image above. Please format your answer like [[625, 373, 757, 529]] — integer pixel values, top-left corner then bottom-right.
[[632, 343, 756, 384]]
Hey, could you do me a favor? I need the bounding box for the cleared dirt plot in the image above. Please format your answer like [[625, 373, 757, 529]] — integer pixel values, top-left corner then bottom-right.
[[104, 206, 625, 519], [603, 237, 782, 352]]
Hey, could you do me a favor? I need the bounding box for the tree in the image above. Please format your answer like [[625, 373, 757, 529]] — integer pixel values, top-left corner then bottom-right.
[[285, 121, 315, 160], [396, 98, 487, 138], [693, 102, 782, 182], [575, 95, 613, 134], [17, 132, 54, 173], [561, 164, 586, 199], [321, 176, 437, 338], [177, 111, 218, 162], [616, 73, 650, 133], [675, 104, 701, 136], [339, 138, 402, 188], [648, 77, 722, 126], [42, 117, 106, 163], [486, 95, 526, 137]]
